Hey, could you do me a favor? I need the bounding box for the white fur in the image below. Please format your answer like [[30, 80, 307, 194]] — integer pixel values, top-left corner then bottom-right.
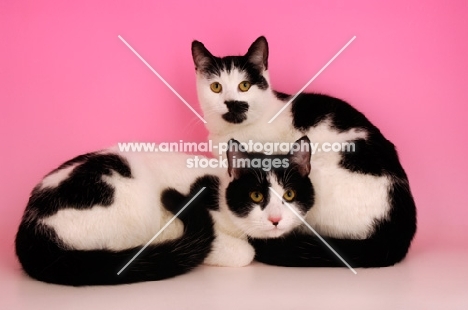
[[197, 68, 391, 239]]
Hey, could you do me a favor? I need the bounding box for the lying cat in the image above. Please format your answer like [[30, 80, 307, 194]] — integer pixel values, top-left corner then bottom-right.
[[15, 137, 313, 286], [192, 36, 417, 267]]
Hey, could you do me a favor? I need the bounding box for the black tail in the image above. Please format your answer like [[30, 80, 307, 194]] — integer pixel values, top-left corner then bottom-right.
[[251, 233, 413, 268], [15, 176, 218, 286], [251, 181, 417, 268]]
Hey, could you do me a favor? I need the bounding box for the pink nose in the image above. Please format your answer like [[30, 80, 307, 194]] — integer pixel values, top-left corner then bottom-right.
[[268, 216, 282, 226]]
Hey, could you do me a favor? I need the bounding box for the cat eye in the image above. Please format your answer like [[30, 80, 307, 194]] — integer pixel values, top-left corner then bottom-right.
[[238, 81, 251, 92], [283, 189, 296, 202], [210, 82, 222, 93], [249, 191, 264, 203]]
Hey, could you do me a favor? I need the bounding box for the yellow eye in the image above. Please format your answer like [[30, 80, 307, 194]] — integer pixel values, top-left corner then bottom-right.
[[238, 81, 251, 92], [210, 82, 222, 93], [249, 191, 264, 203], [283, 189, 296, 202]]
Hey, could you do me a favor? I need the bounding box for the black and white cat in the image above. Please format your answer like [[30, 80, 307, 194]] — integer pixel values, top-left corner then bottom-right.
[[192, 36, 417, 267], [16, 137, 314, 286]]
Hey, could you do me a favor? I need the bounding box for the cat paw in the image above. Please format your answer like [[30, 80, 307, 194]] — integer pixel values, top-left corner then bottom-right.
[[204, 235, 255, 267]]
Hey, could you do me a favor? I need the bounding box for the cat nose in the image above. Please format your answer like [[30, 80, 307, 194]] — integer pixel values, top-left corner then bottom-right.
[[268, 216, 282, 226]]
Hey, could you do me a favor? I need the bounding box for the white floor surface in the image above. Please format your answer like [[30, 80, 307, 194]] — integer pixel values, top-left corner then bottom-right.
[[1, 237, 467, 310]]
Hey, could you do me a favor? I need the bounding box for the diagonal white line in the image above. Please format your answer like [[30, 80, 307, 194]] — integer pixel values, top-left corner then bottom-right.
[[117, 187, 206, 275], [269, 187, 357, 274], [268, 36, 356, 123], [118, 35, 207, 124]]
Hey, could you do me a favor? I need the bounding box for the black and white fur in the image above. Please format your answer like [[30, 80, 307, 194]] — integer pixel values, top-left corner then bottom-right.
[[16, 138, 314, 285], [192, 36, 417, 267]]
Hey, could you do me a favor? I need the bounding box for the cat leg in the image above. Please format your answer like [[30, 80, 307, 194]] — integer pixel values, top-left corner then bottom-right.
[[203, 232, 255, 267]]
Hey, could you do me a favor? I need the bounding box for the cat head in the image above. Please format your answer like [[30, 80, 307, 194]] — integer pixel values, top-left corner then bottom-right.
[[224, 136, 313, 238], [191, 36, 271, 130]]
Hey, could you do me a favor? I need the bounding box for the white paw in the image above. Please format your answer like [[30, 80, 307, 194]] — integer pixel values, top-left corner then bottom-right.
[[204, 234, 255, 267]]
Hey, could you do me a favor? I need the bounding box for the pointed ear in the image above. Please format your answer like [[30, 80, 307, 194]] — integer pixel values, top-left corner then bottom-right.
[[288, 136, 311, 177], [227, 139, 249, 179], [191, 40, 214, 71], [245, 36, 269, 70]]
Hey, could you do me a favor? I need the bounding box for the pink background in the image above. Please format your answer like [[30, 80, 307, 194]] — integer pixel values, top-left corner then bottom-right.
[[1, 0, 467, 268]]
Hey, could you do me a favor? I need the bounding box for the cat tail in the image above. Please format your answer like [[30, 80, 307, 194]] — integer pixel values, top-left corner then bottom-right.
[[251, 211, 416, 267], [250, 233, 414, 268], [15, 176, 218, 286]]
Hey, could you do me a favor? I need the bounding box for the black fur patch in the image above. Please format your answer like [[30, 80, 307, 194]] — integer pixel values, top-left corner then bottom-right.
[[290, 93, 370, 132], [222, 100, 249, 124], [226, 168, 270, 217], [273, 167, 314, 215], [225, 153, 314, 218], [162, 175, 220, 213], [273, 90, 291, 101], [339, 136, 405, 176], [27, 153, 132, 218]]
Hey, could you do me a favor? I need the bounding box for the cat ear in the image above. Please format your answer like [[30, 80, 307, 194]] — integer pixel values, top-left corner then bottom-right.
[[288, 136, 311, 177], [191, 40, 214, 71], [227, 139, 249, 179], [245, 36, 269, 70]]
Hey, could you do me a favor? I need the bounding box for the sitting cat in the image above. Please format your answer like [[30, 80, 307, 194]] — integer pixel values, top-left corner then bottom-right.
[[15, 137, 313, 286], [191, 36, 417, 267]]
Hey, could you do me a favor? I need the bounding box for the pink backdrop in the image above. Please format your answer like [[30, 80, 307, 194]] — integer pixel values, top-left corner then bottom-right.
[[1, 0, 467, 266]]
